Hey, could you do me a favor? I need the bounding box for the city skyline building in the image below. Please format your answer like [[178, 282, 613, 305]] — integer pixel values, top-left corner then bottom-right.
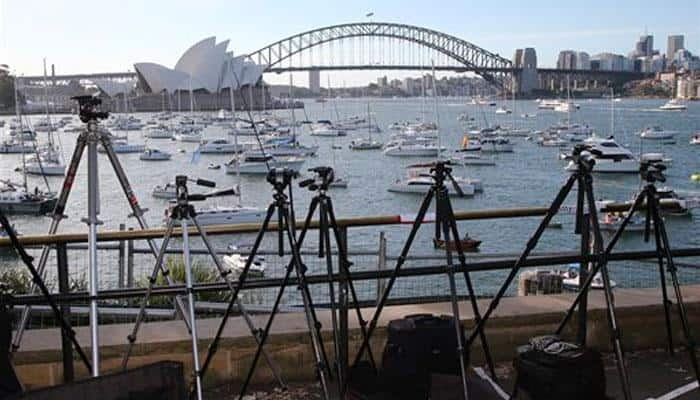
[[667, 35, 685, 60], [308, 69, 320, 93]]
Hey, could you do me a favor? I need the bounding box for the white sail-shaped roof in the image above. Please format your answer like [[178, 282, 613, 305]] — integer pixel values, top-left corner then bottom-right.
[[134, 37, 266, 94], [92, 79, 136, 97]]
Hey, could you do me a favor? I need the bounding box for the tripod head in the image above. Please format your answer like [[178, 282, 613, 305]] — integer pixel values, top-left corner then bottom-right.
[[299, 166, 335, 192], [266, 168, 298, 194], [174, 176, 232, 203], [72, 95, 109, 123], [571, 144, 596, 173], [409, 160, 466, 197], [640, 161, 667, 184]]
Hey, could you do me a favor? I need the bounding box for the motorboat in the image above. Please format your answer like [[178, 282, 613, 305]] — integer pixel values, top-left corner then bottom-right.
[[537, 99, 563, 110], [480, 137, 514, 153], [229, 122, 259, 136], [599, 212, 651, 233], [495, 106, 511, 115], [0, 140, 34, 154], [350, 138, 383, 150], [640, 152, 672, 166], [559, 264, 616, 290], [167, 205, 266, 226], [389, 176, 476, 197], [565, 136, 638, 173], [659, 99, 686, 111], [144, 125, 173, 139], [539, 137, 569, 147], [225, 153, 305, 175], [174, 131, 203, 142], [654, 187, 693, 217], [329, 177, 349, 188], [691, 134, 700, 145], [140, 148, 172, 161], [0, 181, 57, 215], [456, 135, 481, 152], [553, 101, 576, 113], [264, 142, 318, 157], [8, 129, 36, 141], [100, 138, 145, 153], [383, 141, 440, 157], [432, 234, 481, 252], [310, 120, 346, 137], [451, 152, 496, 166], [152, 183, 177, 199], [208, 163, 221, 170], [222, 253, 266, 277], [639, 126, 676, 140], [197, 138, 247, 154]]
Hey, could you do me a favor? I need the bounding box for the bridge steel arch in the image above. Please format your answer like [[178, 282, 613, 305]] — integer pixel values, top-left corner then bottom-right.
[[247, 22, 513, 89]]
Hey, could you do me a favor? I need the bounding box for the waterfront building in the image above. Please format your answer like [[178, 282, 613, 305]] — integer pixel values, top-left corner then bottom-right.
[[592, 52, 633, 72], [556, 50, 577, 70], [575, 52, 590, 70]]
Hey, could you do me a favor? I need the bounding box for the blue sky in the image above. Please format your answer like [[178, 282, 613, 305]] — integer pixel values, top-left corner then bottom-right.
[[2, 0, 699, 86]]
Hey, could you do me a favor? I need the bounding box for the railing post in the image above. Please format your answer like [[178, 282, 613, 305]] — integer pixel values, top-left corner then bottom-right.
[[127, 227, 134, 288], [337, 226, 349, 394], [56, 243, 74, 383], [118, 224, 125, 288], [577, 214, 590, 345], [376, 231, 386, 305]]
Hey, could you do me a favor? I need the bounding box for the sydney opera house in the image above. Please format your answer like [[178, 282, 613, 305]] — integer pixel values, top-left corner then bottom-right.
[[128, 37, 270, 111]]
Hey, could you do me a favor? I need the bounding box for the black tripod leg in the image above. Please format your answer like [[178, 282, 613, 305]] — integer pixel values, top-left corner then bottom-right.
[[0, 209, 92, 371], [650, 209, 675, 355], [443, 194, 498, 381], [198, 202, 277, 380], [437, 190, 470, 400], [191, 216, 285, 387], [556, 190, 648, 333], [325, 199, 377, 370], [353, 188, 436, 367], [319, 199, 342, 381], [283, 206, 331, 400], [467, 173, 578, 346], [650, 198, 700, 386]]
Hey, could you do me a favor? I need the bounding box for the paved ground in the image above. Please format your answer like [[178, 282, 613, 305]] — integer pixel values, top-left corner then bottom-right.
[[205, 348, 700, 399]]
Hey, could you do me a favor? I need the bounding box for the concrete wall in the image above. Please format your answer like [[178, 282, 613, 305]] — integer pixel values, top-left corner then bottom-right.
[[12, 285, 700, 391]]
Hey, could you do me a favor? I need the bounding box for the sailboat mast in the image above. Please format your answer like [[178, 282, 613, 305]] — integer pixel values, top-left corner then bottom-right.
[[610, 87, 614, 136], [430, 61, 441, 159], [14, 77, 28, 192], [189, 75, 194, 115], [229, 60, 242, 207], [289, 73, 297, 141], [42, 59, 54, 148]]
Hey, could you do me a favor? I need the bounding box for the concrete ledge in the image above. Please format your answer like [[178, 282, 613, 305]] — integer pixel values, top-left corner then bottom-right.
[[13, 285, 700, 389]]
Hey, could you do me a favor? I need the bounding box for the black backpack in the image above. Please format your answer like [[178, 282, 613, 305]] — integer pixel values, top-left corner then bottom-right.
[[513, 335, 606, 400]]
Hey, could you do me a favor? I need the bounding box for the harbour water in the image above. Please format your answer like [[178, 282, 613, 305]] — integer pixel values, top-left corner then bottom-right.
[[1, 98, 699, 301]]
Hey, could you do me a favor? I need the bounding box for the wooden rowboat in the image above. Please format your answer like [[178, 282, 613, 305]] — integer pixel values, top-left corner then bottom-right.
[[432, 235, 481, 251]]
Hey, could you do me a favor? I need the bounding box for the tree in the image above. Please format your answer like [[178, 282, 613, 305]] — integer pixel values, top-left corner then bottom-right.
[[0, 74, 16, 111]]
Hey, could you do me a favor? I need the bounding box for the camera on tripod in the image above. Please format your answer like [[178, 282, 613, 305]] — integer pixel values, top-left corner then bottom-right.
[[640, 161, 667, 183], [571, 144, 595, 171], [72, 95, 110, 123], [299, 166, 335, 191], [266, 168, 297, 189]]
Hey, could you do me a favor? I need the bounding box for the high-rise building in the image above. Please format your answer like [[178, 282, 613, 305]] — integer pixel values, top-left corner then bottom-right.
[[522, 48, 537, 69], [635, 34, 654, 57], [667, 35, 685, 60], [513, 49, 524, 68], [377, 76, 388, 87], [401, 77, 415, 95], [309, 70, 320, 94], [575, 52, 590, 70], [593, 53, 632, 71], [557, 50, 577, 70]]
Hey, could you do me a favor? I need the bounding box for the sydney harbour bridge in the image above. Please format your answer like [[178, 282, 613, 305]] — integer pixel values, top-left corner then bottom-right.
[[20, 22, 647, 97]]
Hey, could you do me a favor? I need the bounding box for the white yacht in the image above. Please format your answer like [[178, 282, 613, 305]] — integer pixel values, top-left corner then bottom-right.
[[659, 99, 686, 111], [691, 133, 700, 145], [451, 152, 496, 166], [537, 99, 563, 110], [152, 183, 177, 199], [8, 129, 36, 141], [310, 120, 346, 137], [388, 166, 482, 196], [0, 181, 57, 215], [25, 149, 65, 176], [553, 101, 576, 113], [0, 140, 34, 154], [495, 106, 511, 115], [174, 131, 203, 142], [383, 141, 440, 157], [144, 125, 173, 139], [350, 138, 383, 150], [222, 253, 266, 277], [480, 137, 514, 153], [100, 138, 145, 153], [167, 205, 266, 226], [225, 153, 305, 175], [565, 136, 638, 173], [198, 138, 248, 154], [140, 148, 172, 161], [639, 126, 676, 140], [229, 122, 259, 136]]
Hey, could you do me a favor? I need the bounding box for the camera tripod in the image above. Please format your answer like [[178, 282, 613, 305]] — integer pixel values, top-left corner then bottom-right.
[[0, 208, 92, 373], [465, 146, 632, 400], [137, 176, 286, 400], [233, 166, 376, 399], [197, 168, 333, 400], [555, 161, 700, 394], [12, 96, 189, 377], [353, 160, 498, 400]]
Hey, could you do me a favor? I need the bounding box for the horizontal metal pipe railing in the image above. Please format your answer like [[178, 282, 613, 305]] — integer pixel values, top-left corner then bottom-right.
[[0, 201, 676, 248], [7, 247, 700, 306]]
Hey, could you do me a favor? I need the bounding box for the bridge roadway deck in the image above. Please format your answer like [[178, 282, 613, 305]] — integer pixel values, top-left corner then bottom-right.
[[13, 284, 700, 392]]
